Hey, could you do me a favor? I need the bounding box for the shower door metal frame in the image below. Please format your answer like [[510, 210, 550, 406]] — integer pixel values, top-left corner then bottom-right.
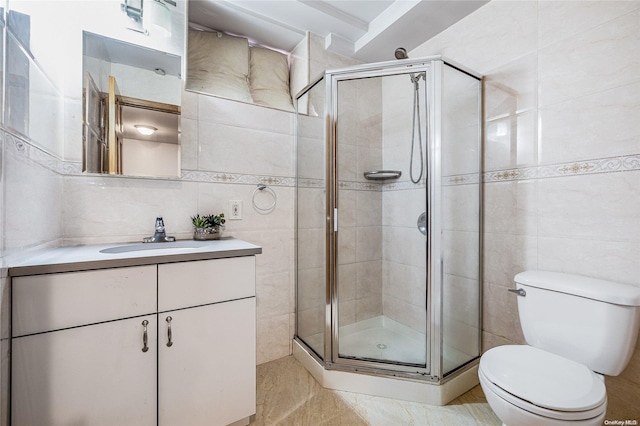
[[325, 59, 437, 378], [294, 56, 483, 384]]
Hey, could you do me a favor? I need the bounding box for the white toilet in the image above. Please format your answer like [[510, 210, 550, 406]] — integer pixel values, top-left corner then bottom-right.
[[479, 270, 640, 426]]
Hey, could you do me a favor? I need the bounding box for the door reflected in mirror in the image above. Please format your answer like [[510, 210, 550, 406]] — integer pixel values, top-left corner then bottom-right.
[[82, 31, 181, 178]]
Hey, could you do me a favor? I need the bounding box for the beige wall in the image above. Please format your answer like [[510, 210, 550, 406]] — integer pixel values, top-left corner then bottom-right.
[[336, 77, 384, 327], [63, 92, 297, 364], [291, 34, 365, 354], [411, 0, 640, 419], [2, 0, 639, 419], [380, 74, 427, 334], [0, 28, 359, 369]]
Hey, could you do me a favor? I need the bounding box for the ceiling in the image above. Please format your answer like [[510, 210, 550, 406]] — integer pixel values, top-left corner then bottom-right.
[[187, 0, 488, 62]]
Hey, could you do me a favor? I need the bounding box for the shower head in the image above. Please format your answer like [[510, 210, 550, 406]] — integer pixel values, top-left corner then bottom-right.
[[394, 47, 408, 60]]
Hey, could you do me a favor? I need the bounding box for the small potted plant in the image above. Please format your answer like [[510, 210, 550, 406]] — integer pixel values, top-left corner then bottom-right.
[[191, 213, 226, 240]]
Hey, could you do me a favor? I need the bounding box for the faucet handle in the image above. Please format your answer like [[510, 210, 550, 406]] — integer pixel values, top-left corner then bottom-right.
[[143, 216, 174, 243]]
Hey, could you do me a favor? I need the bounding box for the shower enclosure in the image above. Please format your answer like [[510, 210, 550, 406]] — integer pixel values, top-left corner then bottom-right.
[[295, 57, 482, 401]]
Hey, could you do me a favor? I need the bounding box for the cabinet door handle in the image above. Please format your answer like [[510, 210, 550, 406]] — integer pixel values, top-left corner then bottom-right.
[[166, 316, 173, 347], [141, 320, 149, 353]]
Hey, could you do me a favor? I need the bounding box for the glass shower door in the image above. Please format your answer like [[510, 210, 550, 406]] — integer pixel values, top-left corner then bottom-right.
[[332, 69, 429, 368], [296, 77, 328, 359], [440, 64, 482, 375]]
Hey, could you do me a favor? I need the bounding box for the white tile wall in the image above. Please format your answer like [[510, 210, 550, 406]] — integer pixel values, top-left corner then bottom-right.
[[537, 173, 640, 243], [484, 53, 537, 121], [6, 34, 65, 160], [0, 12, 344, 405], [309, 33, 360, 78], [0, 133, 4, 257], [62, 175, 199, 244], [289, 37, 309, 99], [537, 0, 640, 49], [3, 135, 63, 254], [2, 81, 298, 366], [416, 1, 538, 76], [539, 83, 640, 164], [2, 4, 638, 415], [412, 0, 640, 417], [197, 121, 293, 176], [537, 10, 639, 108]]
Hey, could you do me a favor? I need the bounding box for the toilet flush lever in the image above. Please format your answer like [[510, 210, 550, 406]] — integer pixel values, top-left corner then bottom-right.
[[508, 288, 526, 297]]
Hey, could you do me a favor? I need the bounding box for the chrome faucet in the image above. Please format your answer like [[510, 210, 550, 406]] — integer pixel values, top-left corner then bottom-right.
[[143, 217, 176, 243]]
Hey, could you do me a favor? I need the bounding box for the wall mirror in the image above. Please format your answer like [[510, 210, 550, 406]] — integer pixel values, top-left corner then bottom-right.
[[82, 31, 181, 178]]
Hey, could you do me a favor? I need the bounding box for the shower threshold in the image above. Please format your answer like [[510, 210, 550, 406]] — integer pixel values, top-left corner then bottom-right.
[[294, 315, 480, 405]]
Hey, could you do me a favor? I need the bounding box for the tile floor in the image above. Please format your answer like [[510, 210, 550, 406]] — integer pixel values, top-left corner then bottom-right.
[[251, 356, 502, 425]]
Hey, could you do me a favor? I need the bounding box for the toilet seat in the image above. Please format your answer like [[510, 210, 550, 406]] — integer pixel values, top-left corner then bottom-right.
[[479, 345, 607, 421], [479, 366, 606, 421]]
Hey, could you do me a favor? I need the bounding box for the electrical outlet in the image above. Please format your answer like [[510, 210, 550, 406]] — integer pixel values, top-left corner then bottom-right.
[[229, 200, 242, 220]]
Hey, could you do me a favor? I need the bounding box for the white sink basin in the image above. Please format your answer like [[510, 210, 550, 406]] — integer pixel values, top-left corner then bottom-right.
[[100, 241, 211, 254]]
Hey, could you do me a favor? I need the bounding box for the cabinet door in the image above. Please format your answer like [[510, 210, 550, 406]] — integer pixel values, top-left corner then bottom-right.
[[13, 265, 157, 336], [159, 298, 256, 426], [12, 316, 157, 426]]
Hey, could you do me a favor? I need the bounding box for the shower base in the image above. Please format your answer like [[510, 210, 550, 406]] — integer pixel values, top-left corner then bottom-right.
[[339, 316, 426, 364], [294, 315, 479, 405], [303, 316, 475, 373]]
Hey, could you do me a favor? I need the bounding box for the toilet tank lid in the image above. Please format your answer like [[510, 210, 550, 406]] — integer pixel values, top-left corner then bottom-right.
[[515, 270, 640, 306]]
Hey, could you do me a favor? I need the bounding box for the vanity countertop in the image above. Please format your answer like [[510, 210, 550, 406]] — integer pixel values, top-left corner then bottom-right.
[[4, 238, 262, 277]]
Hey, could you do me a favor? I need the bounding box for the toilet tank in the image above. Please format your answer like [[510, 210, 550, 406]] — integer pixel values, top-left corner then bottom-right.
[[514, 270, 640, 376]]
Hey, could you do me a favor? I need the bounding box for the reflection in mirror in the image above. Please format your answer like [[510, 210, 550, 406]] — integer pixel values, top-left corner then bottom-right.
[[83, 73, 103, 172], [6, 10, 30, 137], [186, 29, 294, 112], [119, 97, 180, 177], [82, 31, 181, 177], [0, 9, 5, 129]]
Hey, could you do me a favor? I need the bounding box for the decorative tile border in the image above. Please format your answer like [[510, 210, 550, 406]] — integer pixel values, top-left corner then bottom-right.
[[297, 179, 425, 191], [180, 170, 296, 187], [5, 132, 72, 174], [381, 179, 427, 190], [297, 178, 325, 189], [338, 180, 382, 191], [484, 154, 640, 183], [296, 178, 383, 191], [6, 131, 640, 189], [2, 132, 296, 187], [442, 173, 480, 186]]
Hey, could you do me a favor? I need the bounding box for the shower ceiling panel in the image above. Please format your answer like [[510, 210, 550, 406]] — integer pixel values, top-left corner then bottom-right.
[[188, 0, 487, 62]]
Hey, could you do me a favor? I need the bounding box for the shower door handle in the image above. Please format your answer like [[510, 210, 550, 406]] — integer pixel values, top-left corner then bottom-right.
[[417, 212, 427, 236]]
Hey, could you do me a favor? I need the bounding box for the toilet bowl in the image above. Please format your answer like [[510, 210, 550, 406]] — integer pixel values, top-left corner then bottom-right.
[[478, 270, 640, 426], [479, 345, 606, 426]]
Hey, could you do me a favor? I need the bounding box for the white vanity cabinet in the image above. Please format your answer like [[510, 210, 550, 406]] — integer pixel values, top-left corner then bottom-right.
[[157, 257, 256, 426], [11, 265, 158, 426], [158, 299, 256, 426], [10, 254, 257, 426], [12, 315, 158, 426]]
